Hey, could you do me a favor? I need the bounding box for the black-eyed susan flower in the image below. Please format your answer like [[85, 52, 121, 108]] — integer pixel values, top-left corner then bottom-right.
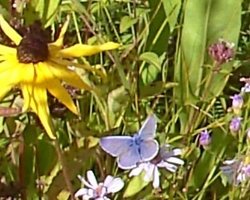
[[0, 15, 119, 139]]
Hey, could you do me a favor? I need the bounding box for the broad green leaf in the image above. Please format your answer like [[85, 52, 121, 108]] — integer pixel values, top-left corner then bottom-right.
[[162, 0, 181, 32], [146, 1, 170, 55], [36, 139, 57, 175], [174, 0, 241, 133], [140, 52, 162, 85], [119, 15, 138, 33], [123, 172, 149, 198]]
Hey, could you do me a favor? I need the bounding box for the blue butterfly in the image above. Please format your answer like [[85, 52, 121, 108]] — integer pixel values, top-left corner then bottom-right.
[[99, 115, 159, 169]]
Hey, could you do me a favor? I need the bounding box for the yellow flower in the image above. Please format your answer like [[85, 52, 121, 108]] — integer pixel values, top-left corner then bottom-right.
[[0, 15, 119, 139]]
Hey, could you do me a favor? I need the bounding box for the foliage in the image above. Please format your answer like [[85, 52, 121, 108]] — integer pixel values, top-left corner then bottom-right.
[[0, 0, 249, 199]]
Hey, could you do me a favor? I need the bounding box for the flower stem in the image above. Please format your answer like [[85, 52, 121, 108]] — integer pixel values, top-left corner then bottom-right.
[[54, 140, 75, 200]]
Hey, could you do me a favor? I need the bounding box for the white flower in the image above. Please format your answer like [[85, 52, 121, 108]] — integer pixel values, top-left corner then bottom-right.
[[75, 170, 124, 200], [129, 145, 184, 188], [220, 159, 250, 185]]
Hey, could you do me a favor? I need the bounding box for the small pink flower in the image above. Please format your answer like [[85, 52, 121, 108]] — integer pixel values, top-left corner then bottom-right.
[[209, 39, 234, 65]]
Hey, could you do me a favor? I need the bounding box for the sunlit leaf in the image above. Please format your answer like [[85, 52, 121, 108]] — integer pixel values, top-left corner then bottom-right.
[[123, 172, 149, 198], [120, 15, 138, 33]]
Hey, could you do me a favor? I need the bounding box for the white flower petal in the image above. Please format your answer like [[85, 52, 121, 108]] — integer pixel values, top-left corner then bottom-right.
[[129, 164, 144, 177], [144, 163, 155, 181], [74, 188, 88, 197], [152, 167, 160, 188], [172, 149, 182, 156], [105, 177, 124, 194], [160, 161, 178, 172], [165, 157, 184, 165], [77, 175, 94, 189], [223, 159, 237, 165], [103, 176, 114, 187], [87, 170, 98, 188]]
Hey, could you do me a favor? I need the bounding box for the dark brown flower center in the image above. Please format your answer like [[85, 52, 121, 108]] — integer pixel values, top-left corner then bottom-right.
[[17, 21, 49, 64]]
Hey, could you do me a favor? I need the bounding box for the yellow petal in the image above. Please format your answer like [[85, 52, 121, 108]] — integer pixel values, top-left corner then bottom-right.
[[58, 42, 120, 57], [0, 44, 16, 54], [0, 64, 23, 86], [0, 15, 22, 45], [46, 79, 78, 115], [20, 83, 32, 112], [0, 84, 12, 100], [28, 85, 56, 139], [50, 57, 106, 79], [47, 61, 93, 90], [49, 15, 70, 47], [34, 63, 54, 85], [19, 64, 37, 84]]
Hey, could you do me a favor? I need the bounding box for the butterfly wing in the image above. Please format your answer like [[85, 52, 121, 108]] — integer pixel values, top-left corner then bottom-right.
[[137, 114, 159, 161], [139, 139, 159, 161], [99, 136, 133, 157], [117, 144, 141, 169], [138, 114, 157, 140]]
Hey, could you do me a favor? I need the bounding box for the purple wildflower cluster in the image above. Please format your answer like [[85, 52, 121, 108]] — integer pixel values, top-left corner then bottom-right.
[[221, 158, 250, 185], [220, 77, 250, 185], [228, 77, 250, 134]]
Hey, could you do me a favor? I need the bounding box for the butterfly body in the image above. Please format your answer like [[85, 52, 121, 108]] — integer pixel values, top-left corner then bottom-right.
[[100, 115, 159, 169]]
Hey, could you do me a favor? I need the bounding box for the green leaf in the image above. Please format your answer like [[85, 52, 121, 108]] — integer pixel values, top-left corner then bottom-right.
[[140, 52, 162, 85], [36, 139, 57, 175], [174, 0, 241, 133], [146, 1, 170, 55], [119, 15, 138, 33], [123, 173, 149, 198], [24, 0, 61, 26], [162, 0, 181, 32], [139, 81, 178, 98]]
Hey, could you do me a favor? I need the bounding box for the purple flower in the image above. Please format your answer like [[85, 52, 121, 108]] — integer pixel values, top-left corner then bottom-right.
[[75, 170, 124, 200], [208, 39, 234, 65], [230, 94, 243, 109], [229, 117, 242, 132], [129, 145, 184, 188], [221, 159, 250, 185], [199, 129, 211, 148]]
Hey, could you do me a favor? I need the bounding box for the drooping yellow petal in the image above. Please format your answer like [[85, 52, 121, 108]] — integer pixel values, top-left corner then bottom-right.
[[49, 15, 70, 48], [46, 61, 93, 90], [35, 62, 78, 114], [0, 15, 22, 45], [58, 42, 120, 57], [49, 57, 106, 79], [20, 83, 32, 112], [30, 86, 55, 139], [46, 79, 78, 115]]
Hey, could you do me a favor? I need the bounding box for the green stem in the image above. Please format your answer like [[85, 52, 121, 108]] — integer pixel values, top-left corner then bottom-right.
[[54, 140, 75, 200]]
